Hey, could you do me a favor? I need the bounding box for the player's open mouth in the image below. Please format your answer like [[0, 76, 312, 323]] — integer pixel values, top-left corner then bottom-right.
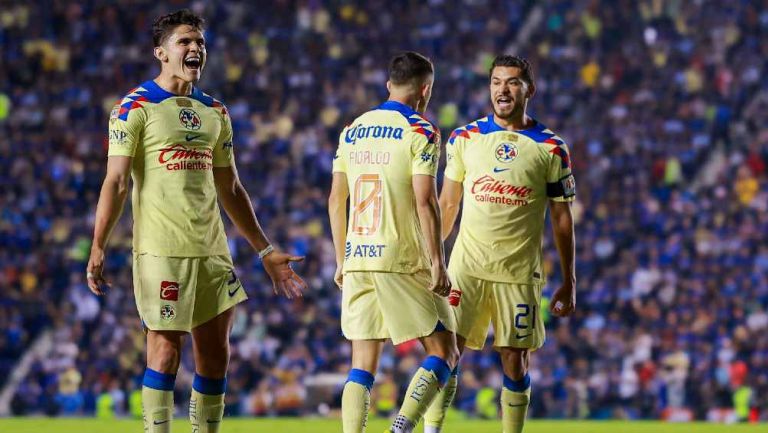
[[496, 96, 512, 109], [184, 57, 201, 70]]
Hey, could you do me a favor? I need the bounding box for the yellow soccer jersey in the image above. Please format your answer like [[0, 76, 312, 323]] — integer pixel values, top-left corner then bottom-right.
[[332, 101, 441, 273], [445, 115, 575, 284], [108, 80, 234, 257]]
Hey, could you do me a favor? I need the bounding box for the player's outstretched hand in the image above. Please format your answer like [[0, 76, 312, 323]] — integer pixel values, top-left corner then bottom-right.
[[86, 246, 111, 296], [334, 266, 343, 289], [263, 251, 307, 299], [429, 262, 451, 297], [549, 283, 576, 317]]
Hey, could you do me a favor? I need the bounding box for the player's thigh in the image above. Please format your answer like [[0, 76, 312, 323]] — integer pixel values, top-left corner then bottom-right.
[[192, 254, 247, 329], [341, 272, 388, 341], [372, 270, 455, 345], [191, 306, 235, 376], [449, 269, 492, 350], [133, 253, 198, 332], [490, 283, 545, 350]]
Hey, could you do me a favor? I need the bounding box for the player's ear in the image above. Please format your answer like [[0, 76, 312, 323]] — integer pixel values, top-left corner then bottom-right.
[[526, 82, 536, 99], [386, 80, 392, 93], [154, 46, 168, 62], [420, 82, 431, 99]]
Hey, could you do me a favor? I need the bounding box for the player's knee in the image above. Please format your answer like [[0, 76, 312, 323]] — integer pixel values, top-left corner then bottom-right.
[[148, 338, 183, 373], [499, 348, 528, 380], [425, 335, 460, 368], [199, 341, 229, 364], [194, 340, 230, 374], [443, 343, 460, 369]]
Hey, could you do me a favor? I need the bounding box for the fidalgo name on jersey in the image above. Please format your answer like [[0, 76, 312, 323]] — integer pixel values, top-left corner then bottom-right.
[[349, 150, 391, 165]]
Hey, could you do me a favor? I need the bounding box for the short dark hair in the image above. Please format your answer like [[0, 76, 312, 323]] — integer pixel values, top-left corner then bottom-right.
[[152, 9, 205, 47], [489, 55, 534, 86], [388, 52, 434, 86]]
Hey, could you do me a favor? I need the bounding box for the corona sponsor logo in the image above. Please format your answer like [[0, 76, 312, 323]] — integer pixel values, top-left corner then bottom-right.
[[344, 124, 404, 144]]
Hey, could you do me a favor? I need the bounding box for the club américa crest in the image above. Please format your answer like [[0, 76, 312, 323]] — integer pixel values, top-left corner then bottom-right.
[[179, 108, 201, 130], [160, 304, 176, 322], [495, 142, 518, 163]]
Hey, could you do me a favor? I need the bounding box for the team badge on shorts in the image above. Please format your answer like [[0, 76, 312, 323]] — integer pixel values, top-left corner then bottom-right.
[[160, 281, 179, 301], [179, 108, 202, 130], [160, 304, 176, 322], [495, 143, 518, 163]]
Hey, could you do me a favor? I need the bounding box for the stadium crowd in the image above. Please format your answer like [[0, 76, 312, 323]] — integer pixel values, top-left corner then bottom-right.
[[1, 0, 767, 422]]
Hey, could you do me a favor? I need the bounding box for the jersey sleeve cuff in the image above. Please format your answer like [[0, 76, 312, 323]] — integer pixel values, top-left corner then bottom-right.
[[107, 150, 135, 157], [444, 171, 464, 183]]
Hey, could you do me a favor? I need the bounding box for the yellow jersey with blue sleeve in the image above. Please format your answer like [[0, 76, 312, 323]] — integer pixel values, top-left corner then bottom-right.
[[445, 115, 575, 284], [107, 80, 234, 257], [332, 100, 441, 274]]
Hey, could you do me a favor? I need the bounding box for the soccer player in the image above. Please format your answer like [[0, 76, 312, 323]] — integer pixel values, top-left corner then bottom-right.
[[85, 9, 306, 433], [424, 55, 577, 433], [328, 52, 459, 433]]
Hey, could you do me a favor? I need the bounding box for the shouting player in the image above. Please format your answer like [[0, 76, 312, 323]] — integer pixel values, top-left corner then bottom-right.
[[86, 9, 306, 433], [424, 55, 577, 433], [328, 52, 459, 433]]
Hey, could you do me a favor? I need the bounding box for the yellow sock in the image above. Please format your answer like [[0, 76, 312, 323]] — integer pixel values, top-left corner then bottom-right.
[[141, 369, 176, 433], [142, 387, 173, 433], [501, 374, 531, 433], [189, 389, 224, 433], [391, 356, 451, 433], [190, 374, 226, 433], [341, 381, 371, 433], [423, 370, 458, 431]]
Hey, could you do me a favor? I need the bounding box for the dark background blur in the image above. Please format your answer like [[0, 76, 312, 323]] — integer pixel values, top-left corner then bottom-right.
[[0, 0, 766, 423]]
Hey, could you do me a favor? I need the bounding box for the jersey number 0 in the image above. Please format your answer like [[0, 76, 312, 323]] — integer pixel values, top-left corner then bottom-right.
[[352, 174, 382, 236]]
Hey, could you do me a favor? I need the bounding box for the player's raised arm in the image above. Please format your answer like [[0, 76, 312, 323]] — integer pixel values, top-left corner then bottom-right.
[[213, 164, 306, 299], [328, 172, 349, 289], [548, 200, 576, 316], [87, 155, 132, 295], [413, 174, 451, 297]]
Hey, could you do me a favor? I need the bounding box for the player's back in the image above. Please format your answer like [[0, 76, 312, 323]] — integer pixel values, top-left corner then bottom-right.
[[333, 101, 440, 274]]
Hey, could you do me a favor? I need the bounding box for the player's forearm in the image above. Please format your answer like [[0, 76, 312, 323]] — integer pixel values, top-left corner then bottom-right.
[[92, 177, 129, 251], [416, 196, 446, 266], [438, 179, 462, 241], [328, 194, 348, 266], [217, 181, 271, 251], [551, 204, 576, 285], [438, 199, 459, 241]]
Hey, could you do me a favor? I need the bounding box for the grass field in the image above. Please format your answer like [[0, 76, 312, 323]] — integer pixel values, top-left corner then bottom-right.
[[0, 418, 762, 433]]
